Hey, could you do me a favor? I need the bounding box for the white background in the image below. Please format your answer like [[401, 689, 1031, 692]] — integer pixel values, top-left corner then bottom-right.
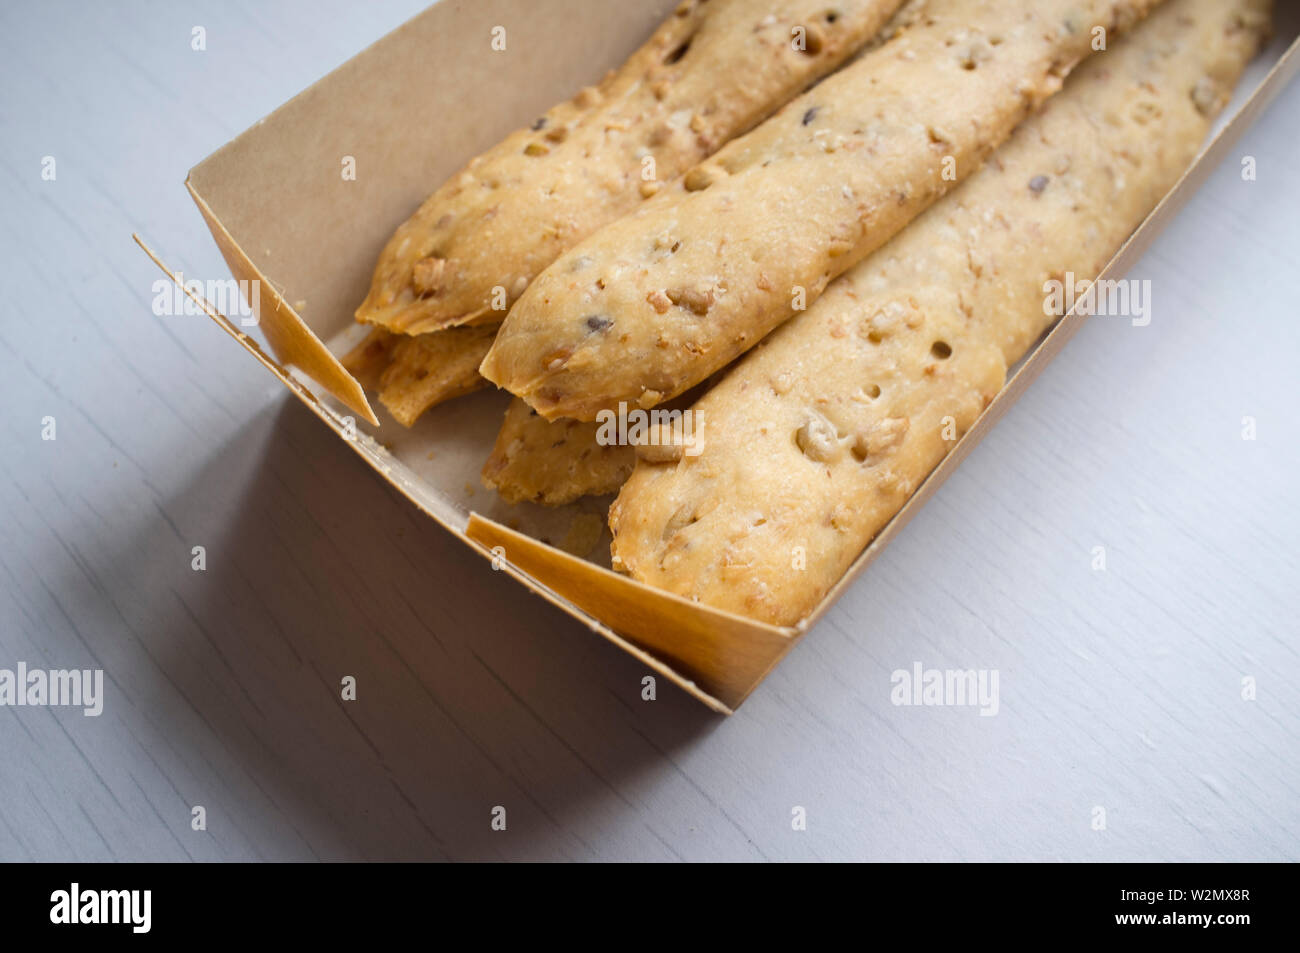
[[0, 0, 1296, 860]]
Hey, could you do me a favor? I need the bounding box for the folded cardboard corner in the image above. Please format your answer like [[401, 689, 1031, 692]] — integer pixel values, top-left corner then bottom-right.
[[184, 181, 378, 425], [466, 514, 798, 709]]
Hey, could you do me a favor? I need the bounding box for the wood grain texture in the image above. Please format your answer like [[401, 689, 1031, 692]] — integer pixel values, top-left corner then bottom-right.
[[0, 0, 1296, 862]]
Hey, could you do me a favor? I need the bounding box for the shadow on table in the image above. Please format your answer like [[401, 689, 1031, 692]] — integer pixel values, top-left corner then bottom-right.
[[110, 396, 722, 860]]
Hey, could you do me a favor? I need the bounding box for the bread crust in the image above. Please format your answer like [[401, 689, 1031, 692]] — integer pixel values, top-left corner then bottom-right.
[[608, 0, 1271, 625], [356, 0, 906, 335], [483, 0, 1168, 421]]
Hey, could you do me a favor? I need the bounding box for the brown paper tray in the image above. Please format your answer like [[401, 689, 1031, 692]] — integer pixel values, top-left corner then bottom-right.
[[137, 0, 1300, 711]]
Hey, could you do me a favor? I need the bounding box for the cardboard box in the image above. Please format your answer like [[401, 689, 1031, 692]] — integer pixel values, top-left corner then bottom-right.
[[137, 0, 1300, 713]]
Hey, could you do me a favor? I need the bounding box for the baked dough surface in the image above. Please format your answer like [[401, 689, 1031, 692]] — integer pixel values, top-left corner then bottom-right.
[[608, 0, 1270, 625], [356, 0, 905, 335], [483, 0, 1166, 420]]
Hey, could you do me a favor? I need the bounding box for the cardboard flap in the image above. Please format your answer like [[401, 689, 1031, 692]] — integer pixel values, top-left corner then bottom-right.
[[185, 181, 378, 425], [467, 513, 797, 708]]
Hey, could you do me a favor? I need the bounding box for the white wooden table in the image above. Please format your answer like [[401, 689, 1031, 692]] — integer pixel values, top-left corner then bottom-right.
[[1, 0, 1296, 861]]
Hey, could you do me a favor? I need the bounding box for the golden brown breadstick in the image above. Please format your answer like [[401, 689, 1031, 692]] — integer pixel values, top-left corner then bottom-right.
[[482, 378, 713, 505], [481, 0, 1167, 420], [608, 0, 1269, 624], [375, 326, 498, 427], [356, 0, 906, 335], [340, 328, 400, 392], [482, 398, 635, 506]]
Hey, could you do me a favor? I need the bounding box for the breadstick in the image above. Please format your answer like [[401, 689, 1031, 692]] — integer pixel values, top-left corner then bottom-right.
[[482, 0, 1167, 420], [608, 0, 1270, 625], [340, 328, 401, 392], [482, 398, 636, 506], [483, 379, 713, 505], [376, 326, 497, 427], [355, 0, 906, 335]]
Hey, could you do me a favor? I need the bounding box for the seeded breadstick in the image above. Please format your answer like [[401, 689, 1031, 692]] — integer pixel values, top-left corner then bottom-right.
[[352, 0, 905, 429], [355, 0, 906, 336], [342, 326, 495, 424], [483, 382, 711, 505], [482, 398, 635, 506], [374, 326, 498, 427], [481, 0, 1167, 421], [356, 0, 927, 432], [608, 0, 1269, 625], [340, 328, 401, 392], [339, 325, 496, 427]]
